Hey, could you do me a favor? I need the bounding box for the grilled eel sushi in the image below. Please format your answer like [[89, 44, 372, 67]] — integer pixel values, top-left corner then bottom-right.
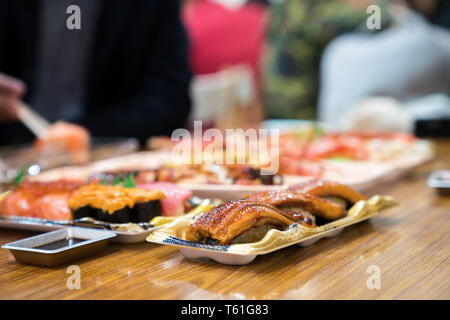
[[186, 180, 368, 245], [185, 200, 316, 245], [246, 180, 367, 220], [245, 190, 346, 220], [288, 179, 368, 209]]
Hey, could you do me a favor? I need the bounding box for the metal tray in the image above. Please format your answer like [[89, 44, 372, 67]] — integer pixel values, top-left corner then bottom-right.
[[0, 216, 156, 244], [2, 227, 116, 266]]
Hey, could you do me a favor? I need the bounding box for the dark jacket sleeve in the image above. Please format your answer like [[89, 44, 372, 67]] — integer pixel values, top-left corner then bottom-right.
[[79, 0, 192, 143], [0, 1, 13, 74]]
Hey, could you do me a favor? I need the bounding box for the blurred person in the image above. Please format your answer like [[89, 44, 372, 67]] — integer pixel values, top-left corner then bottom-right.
[[408, 0, 450, 29], [318, 0, 450, 131], [181, 0, 269, 128], [0, 0, 191, 146], [263, 0, 389, 120], [182, 0, 268, 86]]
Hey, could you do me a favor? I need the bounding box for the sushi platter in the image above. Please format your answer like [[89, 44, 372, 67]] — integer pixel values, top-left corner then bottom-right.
[[30, 134, 433, 200], [1, 177, 395, 264], [0, 177, 220, 243], [149, 195, 396, 265], [0, 128, 429, 265], [0, 136, 139, 192], [146, 180, 397, 265], [0, 173, 397, 265]]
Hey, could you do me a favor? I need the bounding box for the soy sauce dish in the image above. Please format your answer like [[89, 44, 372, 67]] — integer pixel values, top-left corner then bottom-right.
[[2, 227, 116, 266], [427, 170, 450, 195]]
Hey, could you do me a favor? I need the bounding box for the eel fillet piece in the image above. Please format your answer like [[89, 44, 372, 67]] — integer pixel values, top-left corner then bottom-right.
[[185, 200, 315, 245], [288, 179, 368, 205], [245, 190, 346, 220]]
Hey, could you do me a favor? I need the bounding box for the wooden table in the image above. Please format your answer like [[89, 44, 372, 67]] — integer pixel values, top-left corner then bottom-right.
[[0, 140, 449, 300]]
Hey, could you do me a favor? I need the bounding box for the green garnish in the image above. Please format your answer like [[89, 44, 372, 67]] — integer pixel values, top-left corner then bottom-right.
[[293, 124, 324, 140], [14, 165, 27, 186], [113, 175, 121, 186], [122, 173, 136, 188], [100, 175, 108, 185], [294, 130, 307, 140], [313, 125, 324, 138]]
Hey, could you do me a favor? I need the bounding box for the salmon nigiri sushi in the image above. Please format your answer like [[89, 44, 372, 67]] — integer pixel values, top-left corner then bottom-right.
[[0, 191, 34, 217], [0, 180, 84, 220], [34, 122, 90, 164], [33, 193, 72, 220]]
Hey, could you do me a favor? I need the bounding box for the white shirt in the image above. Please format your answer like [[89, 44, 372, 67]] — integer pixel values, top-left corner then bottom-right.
[[318, 7, 450, 126]]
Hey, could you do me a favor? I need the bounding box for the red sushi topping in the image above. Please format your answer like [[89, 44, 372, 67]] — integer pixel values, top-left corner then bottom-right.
[[137, 182, 192, 216], [0, 180, 84, 220]]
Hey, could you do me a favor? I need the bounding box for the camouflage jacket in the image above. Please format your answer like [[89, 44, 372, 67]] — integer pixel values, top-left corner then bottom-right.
[[263, 0, 390, 120]]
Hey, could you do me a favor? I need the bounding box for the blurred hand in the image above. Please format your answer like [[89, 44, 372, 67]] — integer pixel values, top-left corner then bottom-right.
[[0, 72, 26, 123], [348, 97, 412, 132]]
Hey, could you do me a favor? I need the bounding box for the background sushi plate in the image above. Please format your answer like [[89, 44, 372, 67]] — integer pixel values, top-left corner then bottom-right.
[[0, 137, 139, 192], [31, 141, 434, 201]]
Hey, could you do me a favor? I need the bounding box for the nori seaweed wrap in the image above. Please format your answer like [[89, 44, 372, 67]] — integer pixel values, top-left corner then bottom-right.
[[132, 200, 161, 223], [95, 207, 131, 224], [71, 206, 95, 220], [68, 184, 165, 224]]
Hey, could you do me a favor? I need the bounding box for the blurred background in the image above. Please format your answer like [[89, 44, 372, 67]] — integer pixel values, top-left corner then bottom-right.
[[0, 0, 449, 173], [183, 0, 450, 133]]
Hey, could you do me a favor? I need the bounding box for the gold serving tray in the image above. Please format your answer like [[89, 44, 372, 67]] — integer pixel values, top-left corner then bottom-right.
[[146, 195, 397, 265]]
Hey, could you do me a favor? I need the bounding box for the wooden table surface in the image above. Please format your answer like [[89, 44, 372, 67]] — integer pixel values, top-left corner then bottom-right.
[[0, 140, 449, 300]]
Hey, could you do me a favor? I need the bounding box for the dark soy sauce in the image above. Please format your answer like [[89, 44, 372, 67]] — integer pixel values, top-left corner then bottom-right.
[[33, 238, 87, 250]]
